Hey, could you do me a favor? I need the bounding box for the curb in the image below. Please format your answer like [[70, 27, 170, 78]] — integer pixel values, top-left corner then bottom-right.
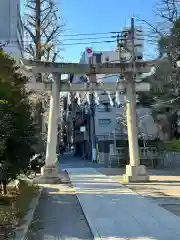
[[67, 171, 102, 240], [12, 188, 43, 240]]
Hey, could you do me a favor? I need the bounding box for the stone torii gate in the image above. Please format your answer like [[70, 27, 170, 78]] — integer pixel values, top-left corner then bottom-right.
[[22, 59, 155, 183]]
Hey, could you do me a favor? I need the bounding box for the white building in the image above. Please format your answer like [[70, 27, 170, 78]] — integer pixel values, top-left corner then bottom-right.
[[70, 26, 160, 140], [71, 46, 158, 140], [0, 0, 24, 58]]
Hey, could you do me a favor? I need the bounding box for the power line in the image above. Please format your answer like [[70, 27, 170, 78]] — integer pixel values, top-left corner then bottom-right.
[[57, 36, 117, 41], [0, 36, 117, 43], [0, 34, 144, 46], [1, 27, 145, 47], [0, 40, 116, 47], [60, 40, 116, 46], [57, 27, 143, 37], [28, 35, 143, 43], [55, 31, 121, 37]]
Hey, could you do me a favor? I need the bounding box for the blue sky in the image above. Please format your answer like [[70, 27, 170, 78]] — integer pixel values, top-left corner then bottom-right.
[[21, 0, 159, 62], [58, 0, 158, 62]]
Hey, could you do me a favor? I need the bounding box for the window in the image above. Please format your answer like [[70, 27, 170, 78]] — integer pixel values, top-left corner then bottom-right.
[[97, 104, 106, 112], [79, 75, 88, 82], [95, 53, 102, 63], [97, 103, 111, 112], [98, 119, 111, 125], [97, 107, 106, 112]]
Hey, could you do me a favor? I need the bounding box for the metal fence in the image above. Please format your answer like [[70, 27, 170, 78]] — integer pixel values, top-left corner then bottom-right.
[[109, 145, 180, 169], [96, 134, 180, 169], [162, 152, 180, 169]]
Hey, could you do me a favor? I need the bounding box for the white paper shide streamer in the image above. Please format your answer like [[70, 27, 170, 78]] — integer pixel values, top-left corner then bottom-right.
[[115, 91, 120, 106], [86, 92, 90, 104], [94, 92, 99, 105], [107, 91, 113, 106], [67, 92, 71, 105], [75, 92, 81, 105]]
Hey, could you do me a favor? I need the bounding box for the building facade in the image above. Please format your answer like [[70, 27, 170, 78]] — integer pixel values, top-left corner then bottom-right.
[[0, 0, 24, 58], [69, 48, 159, 157], [77, 49, 129, 140], [67, 28, 159, 159]]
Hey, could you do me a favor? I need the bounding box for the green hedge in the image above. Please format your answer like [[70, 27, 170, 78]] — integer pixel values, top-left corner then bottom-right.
[[163, 139, 180, 152]]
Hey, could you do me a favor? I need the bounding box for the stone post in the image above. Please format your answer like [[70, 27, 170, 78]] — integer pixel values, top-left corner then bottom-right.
[[40, 74, 60, 183]]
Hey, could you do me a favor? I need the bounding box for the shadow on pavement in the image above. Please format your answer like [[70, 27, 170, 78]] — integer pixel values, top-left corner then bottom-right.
[[26, 185, 93, 240]]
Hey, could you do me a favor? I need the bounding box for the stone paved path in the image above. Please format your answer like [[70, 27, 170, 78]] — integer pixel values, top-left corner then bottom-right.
[[26, 154, 180, 239], [66, 167, 180, 240], [26, 183, 93, 240], [98, 167, 180, 218]]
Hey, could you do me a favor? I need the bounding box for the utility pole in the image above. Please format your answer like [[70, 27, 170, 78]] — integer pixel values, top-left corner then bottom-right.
[[89, 57, 97, 162], [90, 79, 96, 162], [123, 18, 148, 181], [125, 17, 140, 166]]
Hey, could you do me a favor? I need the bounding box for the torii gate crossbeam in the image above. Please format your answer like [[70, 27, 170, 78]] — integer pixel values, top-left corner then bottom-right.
[[22, 58, 157, 183]]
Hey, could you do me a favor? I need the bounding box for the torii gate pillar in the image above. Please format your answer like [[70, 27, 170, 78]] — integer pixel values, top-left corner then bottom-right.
[[40, 73, 61, 183]]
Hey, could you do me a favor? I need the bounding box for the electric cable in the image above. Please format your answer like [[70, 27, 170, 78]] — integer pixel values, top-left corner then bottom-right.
[[52, 31, 123, 37], [0, 40, 117, 47], [0, 36, 118, 44]]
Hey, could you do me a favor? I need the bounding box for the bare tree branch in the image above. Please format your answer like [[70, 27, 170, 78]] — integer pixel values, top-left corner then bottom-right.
[[24, 25, 36, 43], [26, 4, 36, 10], [137, 0, 180, 114], [156, 0, 180, 25], [40, 7, 52, 25], [23, 0, 65, 62]]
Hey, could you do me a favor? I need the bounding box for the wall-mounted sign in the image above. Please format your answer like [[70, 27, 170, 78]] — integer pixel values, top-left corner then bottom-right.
[[86, 47, 93, 58]]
